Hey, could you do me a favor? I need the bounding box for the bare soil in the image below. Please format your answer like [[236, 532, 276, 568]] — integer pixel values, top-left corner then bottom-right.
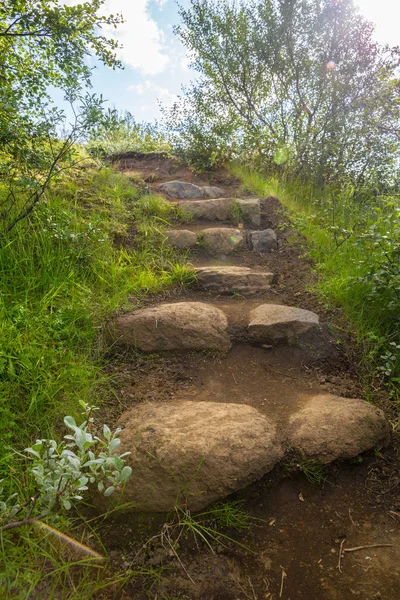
[[94, 156, 400, 599]]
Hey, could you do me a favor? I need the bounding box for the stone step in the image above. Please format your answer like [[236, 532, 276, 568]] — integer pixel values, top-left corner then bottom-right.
[[173, 197, 261, 226], [195, 266, 274, 295], [159, 180, 225, 199], [164, 229, 198, 248], [109, 302, 231, 353], [200, 227, 244, 255], [110, 301, 320, 352], [164, 226, 278, 254], [100, 392, 389, 512], [248, 304, 319, 343]]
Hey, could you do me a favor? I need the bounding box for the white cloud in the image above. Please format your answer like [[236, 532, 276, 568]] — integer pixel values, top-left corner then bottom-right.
[[64, 0, 169, 75], [102, 0, 169, 75], [128, 80, 177, 107]]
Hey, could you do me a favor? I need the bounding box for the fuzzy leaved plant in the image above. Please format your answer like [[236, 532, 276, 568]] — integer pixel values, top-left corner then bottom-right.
[[0, 402, 132, 531]]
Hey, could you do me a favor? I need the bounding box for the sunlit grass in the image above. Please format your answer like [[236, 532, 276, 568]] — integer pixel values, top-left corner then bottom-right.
[[0, 166, 193, 595], [231, 163, 400, 397]]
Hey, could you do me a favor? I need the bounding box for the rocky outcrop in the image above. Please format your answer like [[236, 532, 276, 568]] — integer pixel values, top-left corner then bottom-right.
[[287, 394, 390, 463], [159, 181, 225, 199], [111, 302, 231, 353], [195, 266, 274, 294], [249, 229, 277, 253], [248, 304, 319, 343], [164, 229, 198, 248], [201, 228, 244, 255], [116, 401, 284, 511]]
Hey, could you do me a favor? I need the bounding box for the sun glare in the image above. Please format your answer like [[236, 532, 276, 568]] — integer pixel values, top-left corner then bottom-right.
[[356, 0, 400, 46]]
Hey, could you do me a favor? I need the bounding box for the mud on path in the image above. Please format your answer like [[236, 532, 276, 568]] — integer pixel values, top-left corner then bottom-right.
[[96, 155, 400, 599]]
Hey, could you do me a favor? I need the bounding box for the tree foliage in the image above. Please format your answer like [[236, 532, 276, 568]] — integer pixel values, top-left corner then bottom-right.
[[167, 0, 400, 182], [0, 0, 123, 234]]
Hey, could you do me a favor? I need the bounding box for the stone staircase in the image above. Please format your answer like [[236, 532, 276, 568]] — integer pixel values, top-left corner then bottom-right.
[[105, 180, 390, 513]]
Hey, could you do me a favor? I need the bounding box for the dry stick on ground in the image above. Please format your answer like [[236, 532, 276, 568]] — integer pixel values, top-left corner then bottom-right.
[[348, 509, 357, 526], [248, 577, 257, 600], [344, 544, 394, 553], [389, 511, 400, 521], [337, 539, 346, 574], [279, 567, 287, 598], [337, 540, 393, 573], [238, 578, 257, 600]]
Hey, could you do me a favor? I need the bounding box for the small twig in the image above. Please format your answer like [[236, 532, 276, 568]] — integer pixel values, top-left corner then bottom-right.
[[164, 528, 195, 584], [344, 544, 394, 553], [231, 372, 238, 385], [389, 511, 400, 521], [248, 577, 257, 600], [279, 566, 287, 598], [348, 509, 357, 526], [1, 515, 43, 532], [337, 539, 346, 573]]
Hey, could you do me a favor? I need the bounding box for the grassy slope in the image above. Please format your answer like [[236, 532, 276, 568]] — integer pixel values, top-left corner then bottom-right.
[[231, 165, 400, 412], [0, 165, 193, 597]]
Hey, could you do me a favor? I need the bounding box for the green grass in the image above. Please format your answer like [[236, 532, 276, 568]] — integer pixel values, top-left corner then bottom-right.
[[0, 165, 191, 596], [231, 164, 400, 403], [299, 461, 328, 485]]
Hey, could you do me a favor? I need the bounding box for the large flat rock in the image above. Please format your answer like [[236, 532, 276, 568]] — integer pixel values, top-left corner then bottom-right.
[[196, 266, 274, 294], [111, 302, 231, 352], [248, 304, 319, 343], [176, 198, 235, 221], [287, 394, 390, 463], [201, 227, 244, 255], [116, 401, 284, 511], [164, 229, 197, 248], [159, 181, 225, 199], [175, 198, 261, 225]]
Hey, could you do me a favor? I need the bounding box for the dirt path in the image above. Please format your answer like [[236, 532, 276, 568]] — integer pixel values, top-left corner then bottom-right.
[[99, 156, 400, 600]]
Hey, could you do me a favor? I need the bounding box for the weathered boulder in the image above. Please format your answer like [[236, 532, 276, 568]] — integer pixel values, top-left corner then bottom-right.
[[287, 395, 390, 463], [164, 229, 197, 249], [248, 304, 319, 343], [250, 229, 277, 253], [159, 181, 224, 199], [236, 198, 261, 226], [201, 228, 244, 255], [111, 302, 231, 352], [176, 198, 234, 221], [196, 266, 274, 295], [116, 401, 284, 511]]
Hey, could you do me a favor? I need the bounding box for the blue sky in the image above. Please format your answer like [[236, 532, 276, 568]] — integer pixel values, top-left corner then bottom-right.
[[84, 0, 193, 123], [65, 0, 400, 124]]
